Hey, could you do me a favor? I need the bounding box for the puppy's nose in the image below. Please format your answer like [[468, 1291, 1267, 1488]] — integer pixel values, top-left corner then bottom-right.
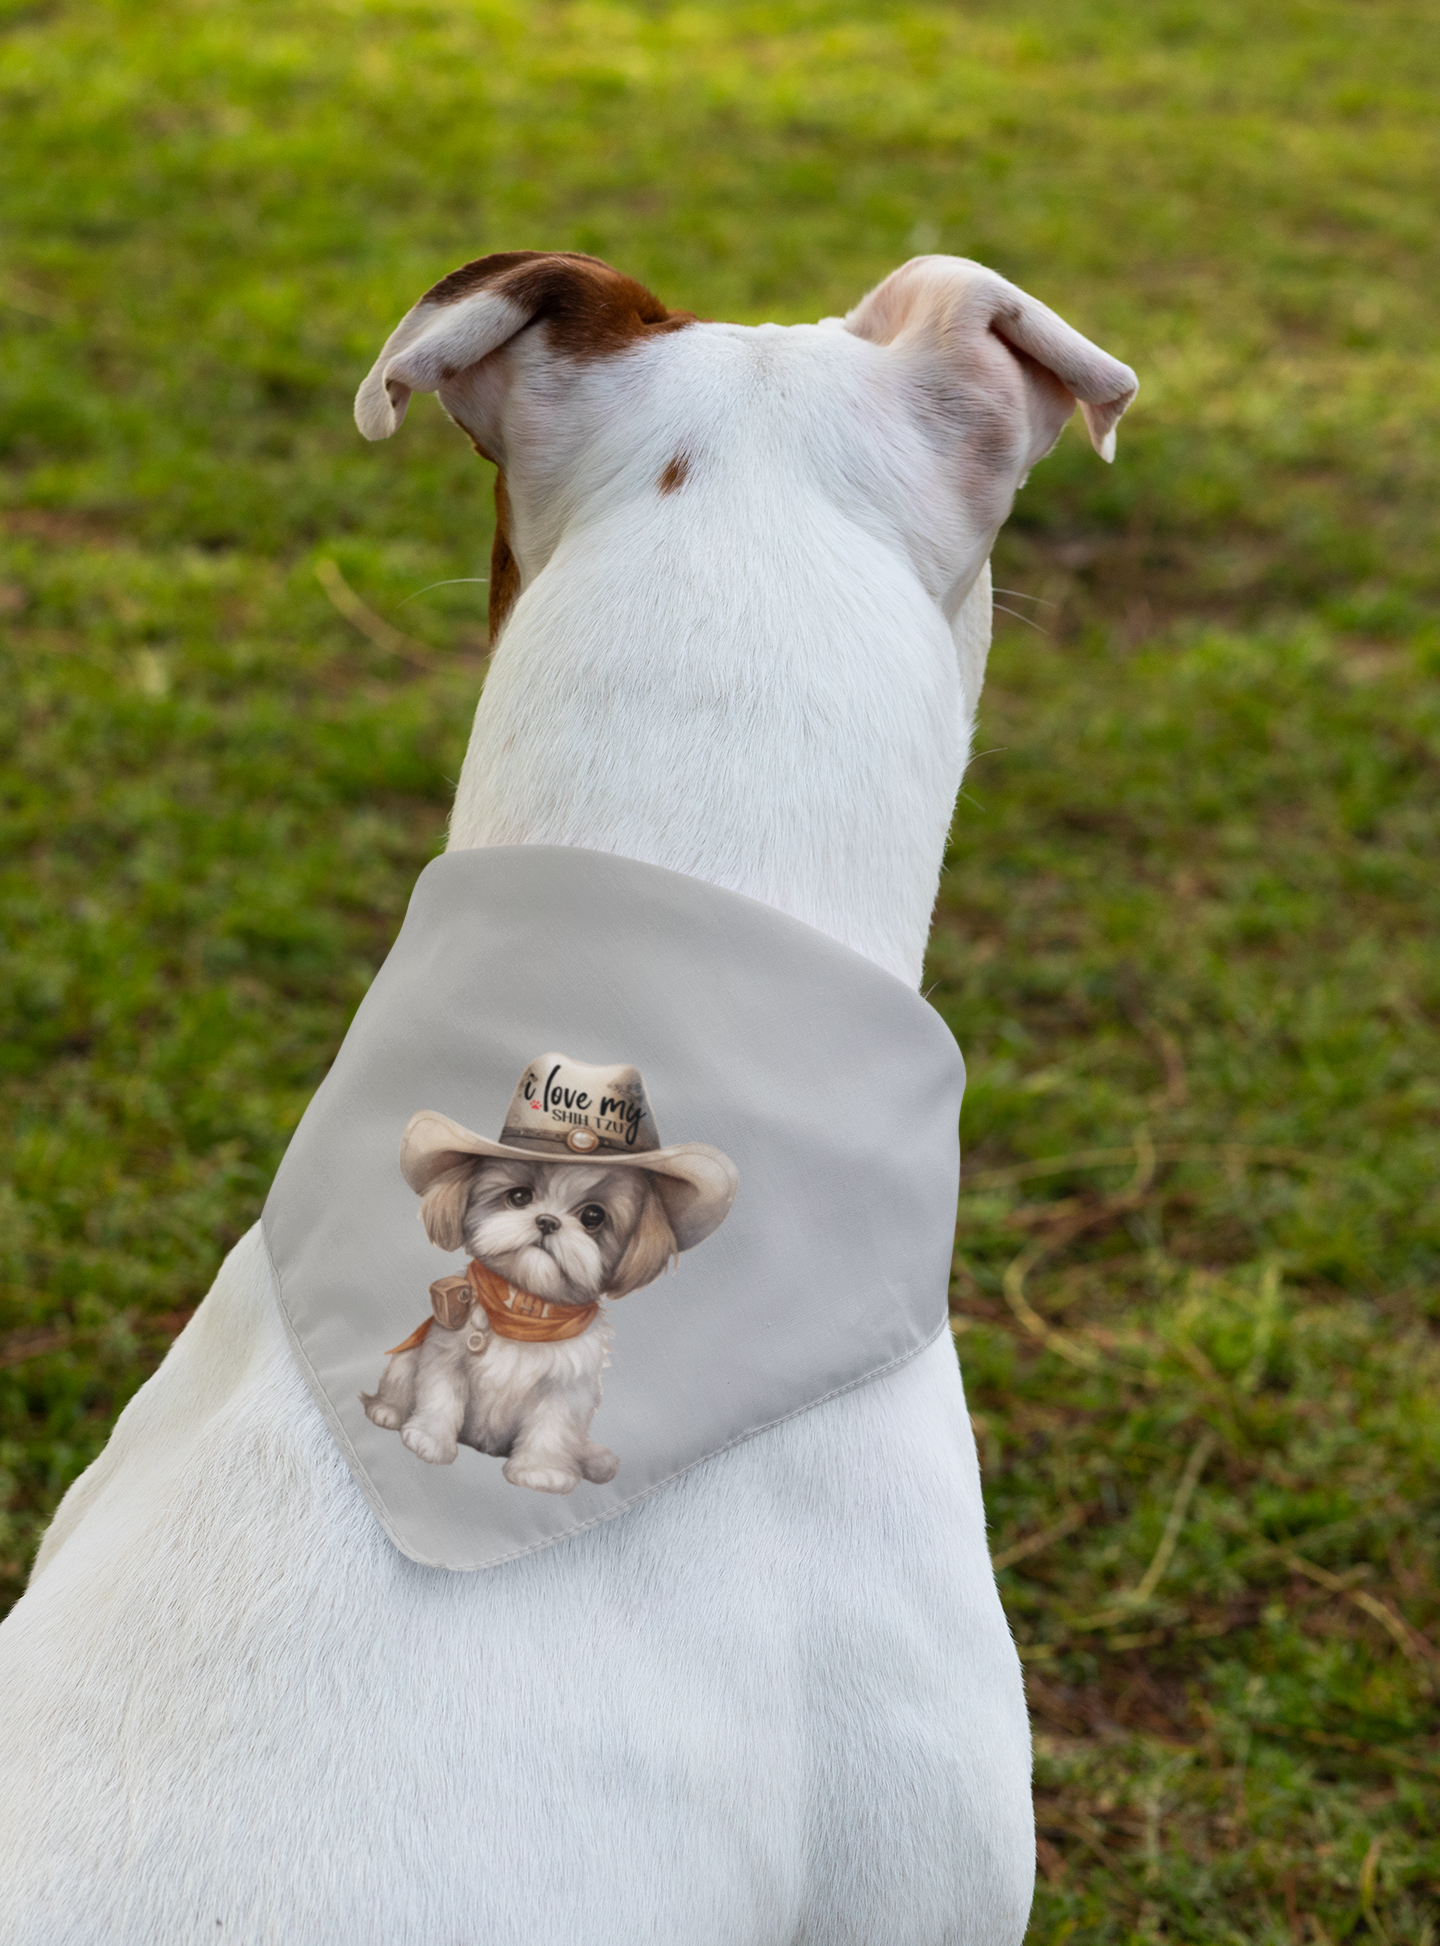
[[534, 1215, 560, 1236]]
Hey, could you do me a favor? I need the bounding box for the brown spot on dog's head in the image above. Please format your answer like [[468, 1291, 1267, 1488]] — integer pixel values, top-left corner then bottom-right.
[[420, 251, 695, 361], [657, 452, 690, 495], [488, 469, 522, 643]]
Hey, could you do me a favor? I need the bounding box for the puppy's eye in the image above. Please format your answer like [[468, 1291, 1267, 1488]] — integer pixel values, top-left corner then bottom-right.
[[578, 1204, 606, 1231], [506, 1187, 534, 1209]]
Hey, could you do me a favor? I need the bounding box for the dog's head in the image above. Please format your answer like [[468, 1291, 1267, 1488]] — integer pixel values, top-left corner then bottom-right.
[[419, 1157, 676, 1305], [354, 248, 1136, 645]]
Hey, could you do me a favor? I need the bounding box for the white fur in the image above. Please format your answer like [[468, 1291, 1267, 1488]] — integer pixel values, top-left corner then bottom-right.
[[0, 255, 1135, 1943], [1, 1231, 1029, 1943], [448, 321, 991, 985]]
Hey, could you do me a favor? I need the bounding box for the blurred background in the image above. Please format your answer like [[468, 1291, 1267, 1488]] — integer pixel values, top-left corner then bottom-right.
[[1, 2, 1437, 1938]]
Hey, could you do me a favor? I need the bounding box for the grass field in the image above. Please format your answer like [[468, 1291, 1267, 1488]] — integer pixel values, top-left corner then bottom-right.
[[2, 1, 1438, 1938]]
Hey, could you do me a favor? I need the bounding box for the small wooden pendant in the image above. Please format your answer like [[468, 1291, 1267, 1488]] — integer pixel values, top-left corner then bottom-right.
[[429, 1275, 475, 1332]]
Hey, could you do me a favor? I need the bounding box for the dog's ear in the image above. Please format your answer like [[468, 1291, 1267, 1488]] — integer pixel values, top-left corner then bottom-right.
[[418, 1162, 478, 1254], [355, 250, 694, 444], [606, 1178, 678, 1298], [844, 256, 1137, 467]]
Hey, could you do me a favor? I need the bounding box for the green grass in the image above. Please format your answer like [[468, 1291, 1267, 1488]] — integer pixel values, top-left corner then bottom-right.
[[2, 2, 1438, 1939]]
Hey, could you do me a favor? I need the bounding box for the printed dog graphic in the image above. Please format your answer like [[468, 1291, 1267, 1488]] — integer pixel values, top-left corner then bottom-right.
[[362, 1052, 738, 1493]]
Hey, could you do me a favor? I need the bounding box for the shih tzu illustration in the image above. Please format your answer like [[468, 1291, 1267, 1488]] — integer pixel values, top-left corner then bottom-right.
[[361, 1053, 739, 1495]]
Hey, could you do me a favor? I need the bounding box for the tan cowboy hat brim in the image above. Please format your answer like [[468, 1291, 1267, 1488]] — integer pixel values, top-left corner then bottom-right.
[[399, 1109, 739, 1253]]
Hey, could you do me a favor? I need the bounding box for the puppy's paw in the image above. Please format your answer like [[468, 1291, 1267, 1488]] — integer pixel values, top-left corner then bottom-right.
[[580, 1444, 619, 1483], [401, 1422, 458, 1466], [503, 1458, 580, 1495], [363, 1398, 404, 1431]]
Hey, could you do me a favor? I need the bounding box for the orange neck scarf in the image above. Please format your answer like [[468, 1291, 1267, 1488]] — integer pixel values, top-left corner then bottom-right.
[[465, 1258, 600, 1342]]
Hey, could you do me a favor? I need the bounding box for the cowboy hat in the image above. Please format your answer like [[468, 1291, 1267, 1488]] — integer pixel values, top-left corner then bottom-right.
[[399, 1052, 738, 1252]]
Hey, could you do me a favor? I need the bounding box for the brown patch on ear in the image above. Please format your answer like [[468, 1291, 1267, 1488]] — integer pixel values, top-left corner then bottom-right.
[[419, 1162, 479, 1254], [420, 250, 695, 361], [488, 469, 522, 642], [606, 1178, 678, 1297], [423, 251, 555, 307], [657, 452, 690, 495]]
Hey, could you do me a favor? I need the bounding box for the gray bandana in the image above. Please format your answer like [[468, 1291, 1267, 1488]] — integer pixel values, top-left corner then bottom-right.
[[262, 846, 964, 1570]]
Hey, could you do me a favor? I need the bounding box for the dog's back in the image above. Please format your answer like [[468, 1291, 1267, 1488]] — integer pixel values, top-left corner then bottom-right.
[[0, 252, 1134, 1945]]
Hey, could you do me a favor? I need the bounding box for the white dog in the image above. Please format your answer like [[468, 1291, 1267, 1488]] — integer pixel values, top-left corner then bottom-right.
[[0, 251, 1134, 1944]]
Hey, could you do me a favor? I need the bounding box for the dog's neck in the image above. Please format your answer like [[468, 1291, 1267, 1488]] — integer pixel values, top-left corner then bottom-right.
[[444, 331, 993, 989], [467, 1260, 599, 1342]]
